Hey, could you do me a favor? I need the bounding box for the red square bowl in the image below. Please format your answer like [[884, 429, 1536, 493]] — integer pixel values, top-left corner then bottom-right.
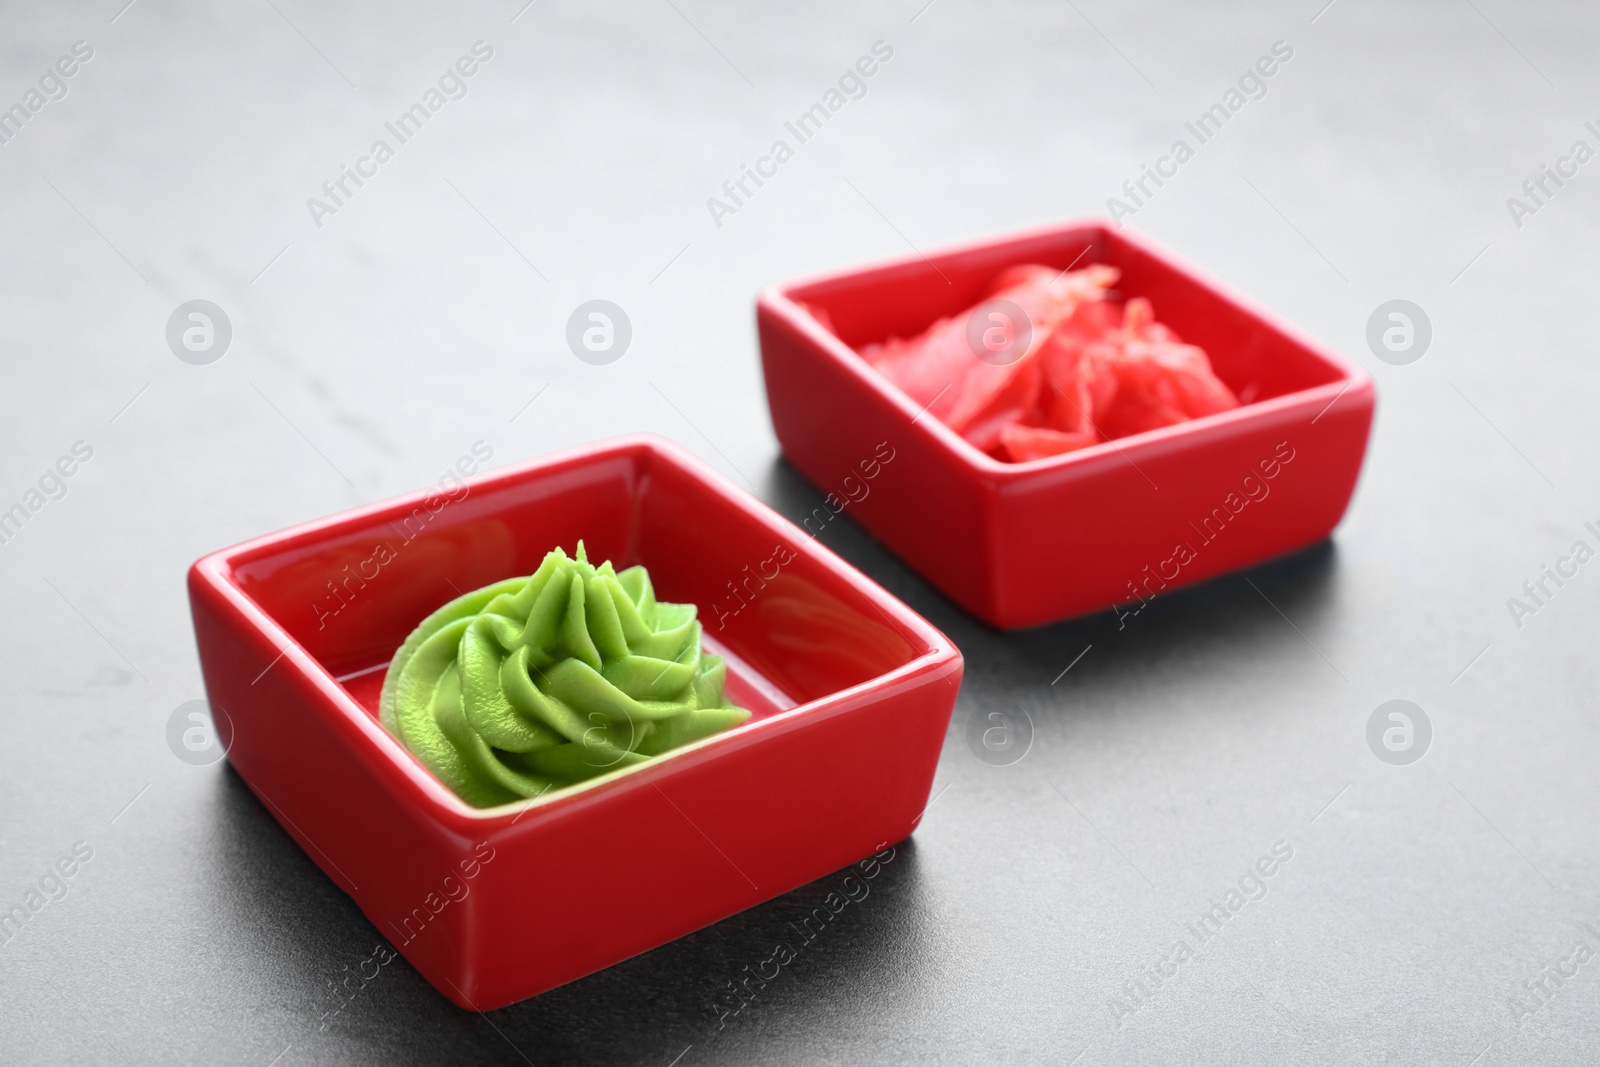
[[757, 220, 1375, 629], [187, 434, 961, 1010]]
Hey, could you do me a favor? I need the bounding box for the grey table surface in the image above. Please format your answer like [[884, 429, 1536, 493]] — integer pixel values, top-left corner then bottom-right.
[[3, 0, 1598, 1063]]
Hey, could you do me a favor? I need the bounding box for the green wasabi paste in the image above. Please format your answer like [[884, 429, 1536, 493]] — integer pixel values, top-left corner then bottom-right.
[[380, 543, 750, 807]]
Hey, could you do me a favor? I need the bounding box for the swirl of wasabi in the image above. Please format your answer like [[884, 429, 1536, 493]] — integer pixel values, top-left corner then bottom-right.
[[379, 543, 750, 807]]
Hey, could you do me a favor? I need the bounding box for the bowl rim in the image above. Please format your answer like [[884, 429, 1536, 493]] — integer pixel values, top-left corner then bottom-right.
[[757, 217, 1375, 483], [189, 433, 961, 830]]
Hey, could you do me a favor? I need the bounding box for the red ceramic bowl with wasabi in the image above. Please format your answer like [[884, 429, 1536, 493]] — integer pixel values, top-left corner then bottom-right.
[[757, 220, 1375, 629], [187, 434, 962, 1010]]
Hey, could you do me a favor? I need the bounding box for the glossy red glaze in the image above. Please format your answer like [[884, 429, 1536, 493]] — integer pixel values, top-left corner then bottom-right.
[[758, 220, 1376, 629], [187, 435, 962, 1010]]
